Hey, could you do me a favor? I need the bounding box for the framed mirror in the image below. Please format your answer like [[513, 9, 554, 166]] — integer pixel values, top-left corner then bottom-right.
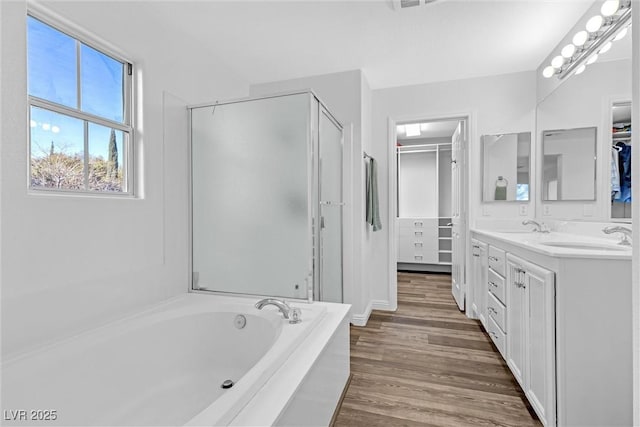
[[481, 132, 531, 202], [541, 127, 596, 201]]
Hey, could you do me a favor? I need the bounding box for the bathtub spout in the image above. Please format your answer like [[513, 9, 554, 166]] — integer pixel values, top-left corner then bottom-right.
[[255, 298, 292, 319]]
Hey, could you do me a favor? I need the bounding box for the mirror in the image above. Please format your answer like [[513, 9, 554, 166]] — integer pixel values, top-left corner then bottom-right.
[[536, 21, 631, 217], [542, 127, 596, 201], [482, 132, 531, 202]]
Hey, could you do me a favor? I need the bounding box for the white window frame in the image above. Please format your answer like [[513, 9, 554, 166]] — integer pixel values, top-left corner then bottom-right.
[[26, 10, 135, 196]]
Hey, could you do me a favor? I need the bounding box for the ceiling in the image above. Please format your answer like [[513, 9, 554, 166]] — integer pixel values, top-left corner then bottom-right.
[[44, 0, 594, 90]]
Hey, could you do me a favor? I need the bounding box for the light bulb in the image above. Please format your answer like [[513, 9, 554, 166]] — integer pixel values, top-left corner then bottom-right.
[[614, 27, 628, 41], [586, 15, 603, 33], [599, 41, 612, 54], [561, 44, 576, 58], [551, 55, 564, 69], [587, 53, 599, 65], [542, 66, 555, 78], [601, 0, 620, 17], [573, 30, 589, 46], [575, 64, 586, 75]]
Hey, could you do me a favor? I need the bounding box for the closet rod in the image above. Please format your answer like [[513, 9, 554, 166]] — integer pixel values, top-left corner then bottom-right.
[[397, 142, 452, 149]]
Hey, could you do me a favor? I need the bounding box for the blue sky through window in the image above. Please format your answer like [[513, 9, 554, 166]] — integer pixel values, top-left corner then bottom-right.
[[28, 16, 125, 161]]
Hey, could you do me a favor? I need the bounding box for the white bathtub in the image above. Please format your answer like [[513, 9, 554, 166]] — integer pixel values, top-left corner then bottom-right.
[[0, 293, 347, 426]]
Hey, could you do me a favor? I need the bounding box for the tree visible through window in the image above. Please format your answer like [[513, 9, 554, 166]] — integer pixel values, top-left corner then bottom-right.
[[27, 15, 133, 194]]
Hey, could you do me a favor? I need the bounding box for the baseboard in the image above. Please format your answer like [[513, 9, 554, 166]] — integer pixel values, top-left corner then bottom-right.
[[372, 299, 395, 311], [350, 301, 372, 326]]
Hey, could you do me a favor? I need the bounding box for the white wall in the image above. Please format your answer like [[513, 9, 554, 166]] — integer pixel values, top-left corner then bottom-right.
[[370, 71, 537, 308], [0, 1, 249, 358], [398, 151, 438, 217], [250, 70, 374, 323]]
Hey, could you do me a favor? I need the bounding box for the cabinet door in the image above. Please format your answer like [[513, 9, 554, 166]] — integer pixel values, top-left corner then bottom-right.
[[506, 259, 526, 388], [471, 241, 488, 328], [525, 264, 556, 427]]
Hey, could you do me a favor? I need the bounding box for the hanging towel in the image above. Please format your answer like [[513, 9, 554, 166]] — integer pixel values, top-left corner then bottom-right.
[[366, 157, 382, 231]]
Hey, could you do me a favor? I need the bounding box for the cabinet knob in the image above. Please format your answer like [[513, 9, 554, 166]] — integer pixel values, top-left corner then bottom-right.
[[489, 256, 499, 262], [489, 281, 497, 287]]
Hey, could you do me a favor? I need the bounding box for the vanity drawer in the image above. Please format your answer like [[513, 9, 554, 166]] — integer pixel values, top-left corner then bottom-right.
[[488, 268, 506, 304], [398, 218, 433, 230], [487, 316, 506, 359], [488, 246, 506, 276], [487, 291, 506, 333]]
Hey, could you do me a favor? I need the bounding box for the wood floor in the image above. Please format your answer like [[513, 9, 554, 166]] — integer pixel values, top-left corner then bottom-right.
[[333, 272, 541, 427]]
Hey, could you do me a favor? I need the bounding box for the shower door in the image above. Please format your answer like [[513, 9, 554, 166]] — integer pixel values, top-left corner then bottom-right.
[[190, 93, 313, 299], [318, 106, 343, 303]]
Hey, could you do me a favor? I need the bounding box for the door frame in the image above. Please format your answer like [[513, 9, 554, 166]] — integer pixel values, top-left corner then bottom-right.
[[387, 112, 472, 311]]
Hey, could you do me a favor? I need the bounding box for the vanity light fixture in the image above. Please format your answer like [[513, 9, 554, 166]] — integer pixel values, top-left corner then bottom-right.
[[542, 0, 631, 80], [575, 64, 587, 75], [561, 43, 576, 58], [586, 15, 604, 32], [613, 26, 629, 40], [551, 55, 565, 69], [599, 41, 613, 54], [601, 0, 620, 17], [572, 30, 589, 46]]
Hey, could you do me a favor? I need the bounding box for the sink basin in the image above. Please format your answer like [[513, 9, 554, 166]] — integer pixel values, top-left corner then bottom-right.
[[539, 241, 630, 251]]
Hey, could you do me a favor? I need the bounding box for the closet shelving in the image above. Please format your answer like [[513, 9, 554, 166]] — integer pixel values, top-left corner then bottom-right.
[[397, 142, 452, 271]]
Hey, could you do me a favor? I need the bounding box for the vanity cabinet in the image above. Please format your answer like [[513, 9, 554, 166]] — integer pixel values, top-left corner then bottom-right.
[[470, 239, 488, 327], [506, 254, 556, 427], [471, 228, 632, 426]]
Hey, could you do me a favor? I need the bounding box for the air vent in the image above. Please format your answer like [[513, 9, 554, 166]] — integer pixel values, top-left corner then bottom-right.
[[400, 0, 420, 7], [391, 0, 438, 10]]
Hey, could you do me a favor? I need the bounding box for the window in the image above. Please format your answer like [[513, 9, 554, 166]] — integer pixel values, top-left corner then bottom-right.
[[27, 15, 133, 194]]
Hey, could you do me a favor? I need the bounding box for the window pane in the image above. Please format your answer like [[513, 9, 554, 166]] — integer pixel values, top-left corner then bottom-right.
[[81, 44, 124, 123], [88, 123, 124, 192], [27, 16, 77, 109], [30, 106, 85, 190]]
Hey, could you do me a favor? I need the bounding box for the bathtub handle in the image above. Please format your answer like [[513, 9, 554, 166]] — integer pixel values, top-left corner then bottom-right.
[[289, 308, 302, 324]]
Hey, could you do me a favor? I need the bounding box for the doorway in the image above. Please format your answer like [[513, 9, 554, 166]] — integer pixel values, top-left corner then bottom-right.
[[389, 115, 469, 311]]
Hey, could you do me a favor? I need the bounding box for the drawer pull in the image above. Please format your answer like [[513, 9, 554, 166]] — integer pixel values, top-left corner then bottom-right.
[[489, 331, 498, 339], [473, 253, 480, 257], [489, 256, 499, 262], [415, 231, 423, 237], [489, 281, 497, 288], [414, 242, 423, 247], [414, 255, 423, 260], [488, 307, 497, 314], [414, 221, 423, 227]]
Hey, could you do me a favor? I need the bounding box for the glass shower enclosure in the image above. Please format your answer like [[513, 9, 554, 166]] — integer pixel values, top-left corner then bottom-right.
[[189, 91, 343, 302]]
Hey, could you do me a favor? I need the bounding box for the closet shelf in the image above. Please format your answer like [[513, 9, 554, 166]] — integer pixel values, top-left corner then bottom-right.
[[438, 237, 452, 240], [439, 250, 452, 254]]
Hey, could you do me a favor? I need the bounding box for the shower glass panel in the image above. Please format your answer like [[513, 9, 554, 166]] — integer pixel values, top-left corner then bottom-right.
[[190, 93, 312, 299], [319, 107, 343, 303]]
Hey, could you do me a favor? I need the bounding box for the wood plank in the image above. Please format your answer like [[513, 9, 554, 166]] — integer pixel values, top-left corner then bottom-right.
[[333, 272, 541, 427]]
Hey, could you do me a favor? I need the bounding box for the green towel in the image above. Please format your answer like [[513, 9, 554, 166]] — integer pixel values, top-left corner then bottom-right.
[[495, 185, 507, 201], [366, 158, 382, 231]]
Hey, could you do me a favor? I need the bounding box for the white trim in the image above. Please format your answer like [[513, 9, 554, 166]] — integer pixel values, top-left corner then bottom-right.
[[350, 301, 372, 327], [371, 299, 393, 311]]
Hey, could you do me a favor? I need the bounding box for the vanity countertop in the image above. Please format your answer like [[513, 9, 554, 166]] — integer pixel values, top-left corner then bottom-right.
[[471, 228, 632, 260]]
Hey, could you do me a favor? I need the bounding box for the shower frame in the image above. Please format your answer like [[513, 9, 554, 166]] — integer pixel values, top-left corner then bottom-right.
[[186, 90, 344, 302]]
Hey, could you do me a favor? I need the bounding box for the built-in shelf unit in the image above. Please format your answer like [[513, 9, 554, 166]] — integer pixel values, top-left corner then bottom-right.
[[397, 142, 452, 272]]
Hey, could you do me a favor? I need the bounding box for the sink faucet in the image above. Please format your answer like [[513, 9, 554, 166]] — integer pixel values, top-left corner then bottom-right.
[[602, 226, 632, 246], [255, 298, 302, 324], [522, 219, 551, 233]]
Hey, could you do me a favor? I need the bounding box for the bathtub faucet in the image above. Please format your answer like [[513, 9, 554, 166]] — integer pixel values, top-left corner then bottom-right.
[[255, 298, 302, 324]]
